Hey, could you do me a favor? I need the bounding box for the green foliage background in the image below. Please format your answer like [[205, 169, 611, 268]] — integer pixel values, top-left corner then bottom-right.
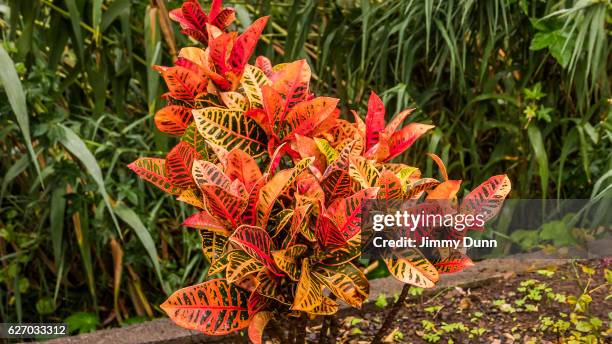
[[0, 0, 610, 329]]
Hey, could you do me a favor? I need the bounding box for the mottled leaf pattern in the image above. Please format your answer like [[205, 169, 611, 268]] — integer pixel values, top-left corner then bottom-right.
[[155, 105, 193, 136], [240, 65, 269, 109], [181, 123, 209, 158], [177, 188, 205, 209], [281, 97, 339, 139], [292, 259, 325, 312], [272, 244, 307, 281], [128, 158, 183, 195], [460, 175, 511, 226], [387, 123, 435, 161], [316, 263, 368, 308], [314, 137, 339, 164], [220, 92, 249, 111], [184, 211, 229, 236], [193, 107, 267, 157], [200, 230, 228, 266], [201, 184, 246, 226], [192, 160, 231, 190], [226, 148, 263, 191], [157, 65, 208, 101], [229, 17, 269, 72], [160, 279, 249, 335], [166, 142, 201, 187], [383, 249, 439, 288], [432, 253, 474, 274], [229, 225, 282, 275], [226, 250, 264, 283], [349, 156, 380, 188]]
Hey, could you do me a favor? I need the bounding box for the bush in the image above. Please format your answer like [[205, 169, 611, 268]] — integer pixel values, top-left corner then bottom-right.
[[129, 1, 511, 341]]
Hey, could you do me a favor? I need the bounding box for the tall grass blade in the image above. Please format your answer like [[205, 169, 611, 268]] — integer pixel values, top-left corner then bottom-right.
[[0, 46, 43, 186], [58, 124, 121, 235], [114, 203, 169, 294]]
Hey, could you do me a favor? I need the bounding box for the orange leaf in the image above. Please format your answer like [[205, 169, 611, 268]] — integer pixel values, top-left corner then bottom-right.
[[160, 279, 249, 335], [248, 311, 273, 344], [154, 105, 193, 136], [226, 149, 263, 192], [183, 211, 229, 236], [281, 97, 339, 140]]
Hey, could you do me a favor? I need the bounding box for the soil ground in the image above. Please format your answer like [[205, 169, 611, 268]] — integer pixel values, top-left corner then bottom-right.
[[307, 258, 611, 343]]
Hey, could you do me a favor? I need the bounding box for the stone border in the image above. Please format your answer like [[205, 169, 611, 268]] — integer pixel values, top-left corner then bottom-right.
[[41, 238, 610, 344]]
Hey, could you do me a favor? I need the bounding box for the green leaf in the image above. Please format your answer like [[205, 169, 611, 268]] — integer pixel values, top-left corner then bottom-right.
[[0, 46, 43, 186], [65, 312, 100, 334], [375, 293, 388, 308], [527, 124, 549, 199], [58, 125, 121, 234], [113, 203, 168, 294], [65, 0, 84, 61]]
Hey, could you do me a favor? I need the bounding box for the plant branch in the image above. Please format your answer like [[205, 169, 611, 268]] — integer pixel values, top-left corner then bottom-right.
[[371, 284, 411, 344]]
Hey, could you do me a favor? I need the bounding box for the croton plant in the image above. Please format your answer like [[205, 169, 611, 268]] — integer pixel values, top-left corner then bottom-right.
[[129, 0, 511, 342]]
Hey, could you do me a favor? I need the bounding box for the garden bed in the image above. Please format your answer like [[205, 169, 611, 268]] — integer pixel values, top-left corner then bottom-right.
[[42, 241, 610, 344], [326, 257, 610, 343]]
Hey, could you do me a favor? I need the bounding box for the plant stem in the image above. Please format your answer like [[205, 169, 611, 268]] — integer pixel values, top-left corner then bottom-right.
[[371, 284, 410, 344], [327, 315, 340, 344], [318, 316, 330, 344], [294, 314, 307, 344]]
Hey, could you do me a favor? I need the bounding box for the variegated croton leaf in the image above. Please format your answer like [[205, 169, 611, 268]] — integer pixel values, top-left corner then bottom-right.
[[160, 279, 250, 335]]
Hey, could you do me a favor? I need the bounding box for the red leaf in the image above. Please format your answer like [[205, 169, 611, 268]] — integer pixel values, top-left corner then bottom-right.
[[365, 91, 385, 151], [271, 60, 311, 116], [426, 180, 462, 200], [241, 174, 268, 226], [212, 9, 236, 29], [229, 16, 269, 73], [229, 225, 282, 275], [128, 158, 182, 195], [208, 0, 223, 21], [158, 65, 208, 101], [261, 85, 284, 131], [387, 123, 435, 161], [155, 105, 193, 136], [322, 188, 378, 247], [166, 142, 202, 187], [201, 184, 246, 227], [180, 28, 208, 44], [180, 1, 208, 31], [209, 32, 235, 75], [321, 143, 354, 201], [183, 211, 229, 236], [385, 108, 414, 134], [248, 312, 273, 344], [191, 160, 231, 190], [433, 254, 474, 274]]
